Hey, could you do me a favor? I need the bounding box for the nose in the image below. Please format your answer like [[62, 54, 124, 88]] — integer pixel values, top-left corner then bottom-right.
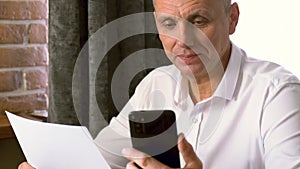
[[176, 22, 195, 48]]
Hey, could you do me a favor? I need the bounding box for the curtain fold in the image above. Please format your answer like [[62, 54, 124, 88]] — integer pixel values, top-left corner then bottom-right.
[[49, 0, 169, 137], [48, 0, 82, 124]]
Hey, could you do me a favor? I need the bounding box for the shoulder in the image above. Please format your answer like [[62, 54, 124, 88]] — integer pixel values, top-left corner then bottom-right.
[[137, 65, 180, 86], [241, 55, 300, 87], [129, 64, 180, 109], [131, 64, 180, 96]]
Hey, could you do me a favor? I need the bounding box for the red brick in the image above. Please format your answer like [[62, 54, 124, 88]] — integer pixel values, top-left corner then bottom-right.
[[25, 68, 48, 90], [0, 46, 48, 68], [0, 24, 25, 44], [0, 93, 48, 114], [0, 71, 22, 92], [28, 24, 48, 44], [0, 1, 48, 20]]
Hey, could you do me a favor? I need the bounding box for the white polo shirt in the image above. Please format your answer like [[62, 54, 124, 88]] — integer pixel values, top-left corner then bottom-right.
[[95, 44, 300, 169]]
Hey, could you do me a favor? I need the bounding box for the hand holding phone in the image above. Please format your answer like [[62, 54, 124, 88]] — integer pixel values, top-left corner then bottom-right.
[[129, 110, 181, 168]]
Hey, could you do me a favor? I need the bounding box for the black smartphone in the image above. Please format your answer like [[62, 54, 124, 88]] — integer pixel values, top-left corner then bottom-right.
[[129, 110, 180, 168]]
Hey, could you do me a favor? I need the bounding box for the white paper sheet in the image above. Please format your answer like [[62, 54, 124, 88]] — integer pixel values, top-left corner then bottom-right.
[[6, 111, 111, 169]]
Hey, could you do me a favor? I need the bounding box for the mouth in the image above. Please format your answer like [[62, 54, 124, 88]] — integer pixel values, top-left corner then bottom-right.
[[175, 54, 201, 65]]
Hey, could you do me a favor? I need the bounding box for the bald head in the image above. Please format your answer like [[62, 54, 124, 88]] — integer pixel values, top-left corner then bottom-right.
[[153, 0, 232, 13]]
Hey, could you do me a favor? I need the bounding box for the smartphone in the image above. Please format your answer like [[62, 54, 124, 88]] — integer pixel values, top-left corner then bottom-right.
[[129, 110, 180, 168]]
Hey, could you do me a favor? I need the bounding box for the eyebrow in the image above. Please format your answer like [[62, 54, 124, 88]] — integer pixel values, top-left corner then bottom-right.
[[187, 14, 206, 21], [155, 14, 177, 22], [185, 9, 212, 21], [154, 8, 212, 22]]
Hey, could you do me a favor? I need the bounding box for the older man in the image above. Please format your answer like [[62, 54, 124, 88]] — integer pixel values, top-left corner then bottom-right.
[[19, 0, 300, 168]]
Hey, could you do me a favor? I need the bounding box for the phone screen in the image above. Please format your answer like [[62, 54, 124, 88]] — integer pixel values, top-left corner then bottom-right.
[[129, 110, 180, 168]]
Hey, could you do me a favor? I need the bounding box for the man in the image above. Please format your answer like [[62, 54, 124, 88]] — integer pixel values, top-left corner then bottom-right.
[[19, 0, 300, 168]]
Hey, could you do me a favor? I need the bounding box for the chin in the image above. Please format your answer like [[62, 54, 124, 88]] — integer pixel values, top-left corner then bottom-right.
[[176, 64, 206, 79]]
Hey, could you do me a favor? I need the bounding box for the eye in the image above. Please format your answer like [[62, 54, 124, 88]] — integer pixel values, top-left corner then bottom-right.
[[161, 19, 177, 30], [192, 18, 208, 28]]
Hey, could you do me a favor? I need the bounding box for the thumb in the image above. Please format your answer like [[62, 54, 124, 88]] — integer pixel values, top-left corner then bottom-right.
[[178, 133, 203, 168]]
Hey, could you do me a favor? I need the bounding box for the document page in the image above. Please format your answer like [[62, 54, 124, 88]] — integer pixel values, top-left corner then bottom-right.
[[6, 111, 111, 169]]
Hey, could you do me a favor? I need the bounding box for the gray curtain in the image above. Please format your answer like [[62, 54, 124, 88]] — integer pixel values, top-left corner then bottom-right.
[[49, 0, 170, 136]]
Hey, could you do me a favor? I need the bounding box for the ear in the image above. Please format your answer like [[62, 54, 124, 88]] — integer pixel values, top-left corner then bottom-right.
[[229, 2, 240, 35]]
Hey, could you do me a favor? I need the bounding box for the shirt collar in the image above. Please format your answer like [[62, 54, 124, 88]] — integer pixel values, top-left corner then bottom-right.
[[214, 43, 242, 100], [174, 43, 243, 105]]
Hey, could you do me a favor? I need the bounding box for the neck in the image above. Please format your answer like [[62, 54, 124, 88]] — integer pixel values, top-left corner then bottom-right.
[[188, 44, 231, 103], [188, 70, 221, 103]]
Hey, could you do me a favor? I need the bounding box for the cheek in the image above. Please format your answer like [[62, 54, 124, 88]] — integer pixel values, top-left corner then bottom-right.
[[159, 35, 176, 51], [203, 26, 228, 55], [158, 35, 175, 61]]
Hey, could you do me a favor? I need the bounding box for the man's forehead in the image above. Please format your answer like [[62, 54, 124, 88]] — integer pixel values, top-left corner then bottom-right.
[[154, 0, 222, 12], [154, 0, 219, 7], [154, 0, 220, 17], [154, 0, 194, 7]]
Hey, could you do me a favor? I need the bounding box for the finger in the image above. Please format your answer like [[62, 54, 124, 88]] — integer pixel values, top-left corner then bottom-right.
[[122, 147, 170, 169], [18, 162, 35, 169], [122, 147, 149, 160], [178, 133, 202, 168], [126, 161, 141, 169], [178, 133, 197, 163]]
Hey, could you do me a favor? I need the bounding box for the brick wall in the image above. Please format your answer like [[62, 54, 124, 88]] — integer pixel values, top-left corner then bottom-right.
[[0, 0, 48, 116]]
